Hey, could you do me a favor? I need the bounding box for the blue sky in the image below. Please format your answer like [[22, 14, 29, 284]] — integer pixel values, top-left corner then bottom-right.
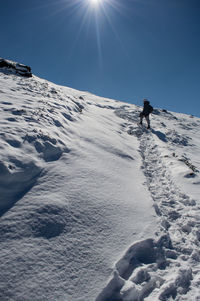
[[1, 0, 200, 116]]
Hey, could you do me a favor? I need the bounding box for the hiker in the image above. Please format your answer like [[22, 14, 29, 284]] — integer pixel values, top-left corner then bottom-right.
[[139, 99, 153, 129]]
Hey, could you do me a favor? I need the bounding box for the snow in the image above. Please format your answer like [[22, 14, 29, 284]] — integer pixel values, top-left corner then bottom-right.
[[0, 60, 200, 301]]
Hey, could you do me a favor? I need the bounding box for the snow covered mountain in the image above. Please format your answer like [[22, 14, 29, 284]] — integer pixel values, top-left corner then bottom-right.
[[0, 59, 200, 301]]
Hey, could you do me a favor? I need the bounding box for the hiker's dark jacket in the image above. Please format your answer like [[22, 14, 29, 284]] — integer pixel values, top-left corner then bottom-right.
[[141, 102, 153, 116]]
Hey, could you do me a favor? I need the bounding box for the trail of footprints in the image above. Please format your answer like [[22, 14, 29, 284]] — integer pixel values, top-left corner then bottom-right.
[[97, 126, 200, 301], [139, 131, 199, 241], [131, 129, 200, 300]]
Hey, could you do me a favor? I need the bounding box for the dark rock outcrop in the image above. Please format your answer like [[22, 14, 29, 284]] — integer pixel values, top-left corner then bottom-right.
[[0, 58, 32, 77]]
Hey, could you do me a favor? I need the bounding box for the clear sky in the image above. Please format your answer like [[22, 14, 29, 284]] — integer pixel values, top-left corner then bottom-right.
[[1, 0, 200, 116]]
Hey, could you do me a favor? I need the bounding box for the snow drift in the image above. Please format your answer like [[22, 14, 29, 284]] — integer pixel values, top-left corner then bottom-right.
[[0, 59, 200, 301]]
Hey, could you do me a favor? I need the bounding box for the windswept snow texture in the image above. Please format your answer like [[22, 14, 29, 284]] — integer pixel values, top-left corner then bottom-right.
[[0, 61, 200, 301]]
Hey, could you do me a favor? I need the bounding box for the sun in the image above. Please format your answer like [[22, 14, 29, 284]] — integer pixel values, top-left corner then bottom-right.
[[89, 0, 102, 7]]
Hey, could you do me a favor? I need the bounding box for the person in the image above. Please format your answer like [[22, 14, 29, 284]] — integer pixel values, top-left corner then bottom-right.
[[139, 99, 153, 129]]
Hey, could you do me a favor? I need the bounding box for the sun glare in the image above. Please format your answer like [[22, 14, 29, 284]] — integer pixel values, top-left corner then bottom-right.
[[89, 0, 101, 7], [58, 0, 129, 67]]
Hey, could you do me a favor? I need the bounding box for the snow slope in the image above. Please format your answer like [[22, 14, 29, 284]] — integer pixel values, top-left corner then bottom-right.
[[0, 61, 200, 301]]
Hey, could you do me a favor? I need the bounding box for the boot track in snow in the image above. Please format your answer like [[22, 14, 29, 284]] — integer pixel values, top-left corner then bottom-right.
[[96, 114, 200, 301]]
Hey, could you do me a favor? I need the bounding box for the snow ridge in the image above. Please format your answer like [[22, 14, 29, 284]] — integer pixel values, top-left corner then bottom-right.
[[0, 63, 200, 301]]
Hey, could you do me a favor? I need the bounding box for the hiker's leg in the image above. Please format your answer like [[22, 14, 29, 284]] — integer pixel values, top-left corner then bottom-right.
[[145, 115, 150, 128]]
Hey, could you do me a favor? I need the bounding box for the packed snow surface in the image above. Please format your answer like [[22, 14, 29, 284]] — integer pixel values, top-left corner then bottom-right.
[[0, 61, 200, 301]]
